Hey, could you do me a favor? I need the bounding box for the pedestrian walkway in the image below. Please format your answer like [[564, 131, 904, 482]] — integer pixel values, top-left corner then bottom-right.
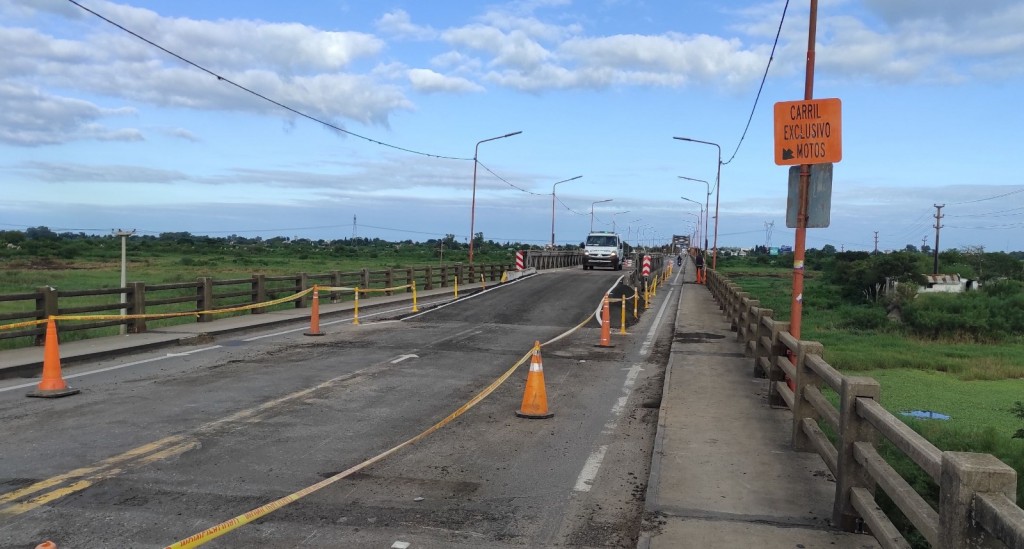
[[639, 262, 880, 548]]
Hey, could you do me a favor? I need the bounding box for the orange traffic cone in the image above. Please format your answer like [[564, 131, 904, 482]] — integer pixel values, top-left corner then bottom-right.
[[597, 294, 613, 348], [516, 342, 553, 419], [36, 541, 57, 549], [304, 286, 324, 336], [27, 317, 79, 398]]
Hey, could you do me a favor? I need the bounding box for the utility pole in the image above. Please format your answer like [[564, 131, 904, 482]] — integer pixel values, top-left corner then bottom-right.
[[113, 229, 136, 335], [764, 220, 774, 250], [933, 204, 944, 274], [873, 231, 879, 254], [922, 235, 928, 251]]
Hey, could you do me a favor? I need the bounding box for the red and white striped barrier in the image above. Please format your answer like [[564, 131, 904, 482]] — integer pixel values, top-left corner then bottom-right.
[[515, 250, 525, 271], [641, 255, 652, 277]]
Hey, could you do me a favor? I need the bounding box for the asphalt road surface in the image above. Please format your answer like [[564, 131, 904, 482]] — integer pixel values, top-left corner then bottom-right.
[[0, 268, 678, 548]]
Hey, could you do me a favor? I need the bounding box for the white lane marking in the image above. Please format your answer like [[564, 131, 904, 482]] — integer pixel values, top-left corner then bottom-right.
[[639, 288, 674, 357], [390, 354, 419, 364], [401, 275, 533, 320], [241, 300, 448, 342], [0, 345, 223, 393], [609, 396, 628, 417], [574, 445, 608, 492]]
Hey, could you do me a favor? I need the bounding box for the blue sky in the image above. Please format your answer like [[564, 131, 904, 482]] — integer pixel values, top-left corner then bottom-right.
[[1, 0, 1022, 252]]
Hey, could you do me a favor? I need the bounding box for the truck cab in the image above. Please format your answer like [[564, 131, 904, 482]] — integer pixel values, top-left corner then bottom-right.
[[582, 231, 624, 270]]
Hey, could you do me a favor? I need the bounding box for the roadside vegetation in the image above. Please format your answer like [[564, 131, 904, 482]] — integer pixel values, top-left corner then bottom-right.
[[0, 227, 544, 349], [718, 246, 1024, 545]]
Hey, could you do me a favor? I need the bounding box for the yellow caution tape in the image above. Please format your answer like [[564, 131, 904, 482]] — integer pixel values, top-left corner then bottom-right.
[[0, 319, 49, 331]]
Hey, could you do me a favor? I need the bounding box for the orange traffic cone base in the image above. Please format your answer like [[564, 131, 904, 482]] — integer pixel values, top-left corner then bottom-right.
[[516, 408, 554, 419], [28, 386, 80, 399]]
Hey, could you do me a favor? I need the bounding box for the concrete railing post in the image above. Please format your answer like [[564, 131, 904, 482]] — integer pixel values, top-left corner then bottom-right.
[[197, 277, 214, 322], [938, 452, 1017, 549], [832, 376, 881, 531], [385, 269, 394, 296], [359, 268, 370, 291], [406, 268, 414, 292], [764, 321, 790, 403], [792, 341, 824, 452], [297, 273, 310, 308], [425, 266, 434, 290], [455, 264, 463, 287], [729, 291, 750, 331], [330, 271, 342, 302], [252, 274, 267, 312], [35, 286, 58, 346], [748, 308, 774, 359], [128, 282, 146, 333], [440, 265, 449, 288]]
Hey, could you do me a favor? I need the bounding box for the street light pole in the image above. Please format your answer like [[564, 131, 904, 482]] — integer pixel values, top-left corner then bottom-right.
[[673, 137, 721, 269], [113, 228, 136, 335], [680, 197, 703, 250], [679, 176, 710, 252], [610, 210, 631, 233], [470, 130, 522, 263], [590, 199, 612, 232], [550, 175, 582, 247]]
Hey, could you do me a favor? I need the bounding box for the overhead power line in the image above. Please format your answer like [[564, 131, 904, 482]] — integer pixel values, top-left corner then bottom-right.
[[723, 0, 791, 165], [66, 0, 470, 161]]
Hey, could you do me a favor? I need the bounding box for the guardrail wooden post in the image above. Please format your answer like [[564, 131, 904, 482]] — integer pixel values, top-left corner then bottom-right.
[[128, 282, 146, 333], [938, 452, 1018, 549], [34, 286, 58, 345], [833, 376, 881, 531], [330, 271, 342, 302], [252, 274, 267, 312], [455, 264, 463, 288], [424, 266, 434, 290], [384, 269, 394, 296], [197, 277, 214, 322], [359, 268, 370, 291], [406, 268, 414, 293], [297, 273, 310, 308], [792, 341, 823, 452], [440, 265, 449, 287]]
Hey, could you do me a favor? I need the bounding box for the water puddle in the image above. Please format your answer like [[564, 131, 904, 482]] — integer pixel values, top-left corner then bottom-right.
[[900, 410, 951, 421]]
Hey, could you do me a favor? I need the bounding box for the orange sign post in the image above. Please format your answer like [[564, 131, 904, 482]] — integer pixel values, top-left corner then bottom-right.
[[773, 98, 842, 165]]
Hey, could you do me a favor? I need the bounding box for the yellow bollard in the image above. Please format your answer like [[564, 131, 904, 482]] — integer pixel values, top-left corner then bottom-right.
[[633, 290, 639, 319], [353, 287, 360, 325], [620, 297, 627, 334], [411, 284, 419, 312], [481, 274, 486, 290], [454, 276, 459, 298], [644, 284, 650, 310]]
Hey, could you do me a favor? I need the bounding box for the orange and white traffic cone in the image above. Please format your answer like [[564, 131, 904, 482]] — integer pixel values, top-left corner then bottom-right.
[[27, 318, 80, 398], [516, 342, 553, 419], [597, 294, 613, 348], [304, 286, 324, 336], [36, 541, 57, 549]]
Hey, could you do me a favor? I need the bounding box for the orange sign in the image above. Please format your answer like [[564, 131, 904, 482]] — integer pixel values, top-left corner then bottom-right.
[[773, 98, 842, 165]]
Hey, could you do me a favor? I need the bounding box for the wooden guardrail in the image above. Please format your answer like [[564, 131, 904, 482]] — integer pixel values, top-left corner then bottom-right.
[[0, 262, 513, 344], [706, 269, 1024, 549]]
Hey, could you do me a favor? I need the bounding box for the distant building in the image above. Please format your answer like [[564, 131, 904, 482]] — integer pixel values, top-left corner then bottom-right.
[[919, 274, 979, 294]]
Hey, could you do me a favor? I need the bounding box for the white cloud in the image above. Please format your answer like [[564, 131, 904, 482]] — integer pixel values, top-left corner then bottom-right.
[[0, 83, 142, 146], [407, 69, 484, 93], [376, 9, 436, 40], [0, 1, 414, 141]]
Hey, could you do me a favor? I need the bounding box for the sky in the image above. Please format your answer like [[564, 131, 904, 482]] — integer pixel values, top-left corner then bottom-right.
[[1, 0, 1023, 253]]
